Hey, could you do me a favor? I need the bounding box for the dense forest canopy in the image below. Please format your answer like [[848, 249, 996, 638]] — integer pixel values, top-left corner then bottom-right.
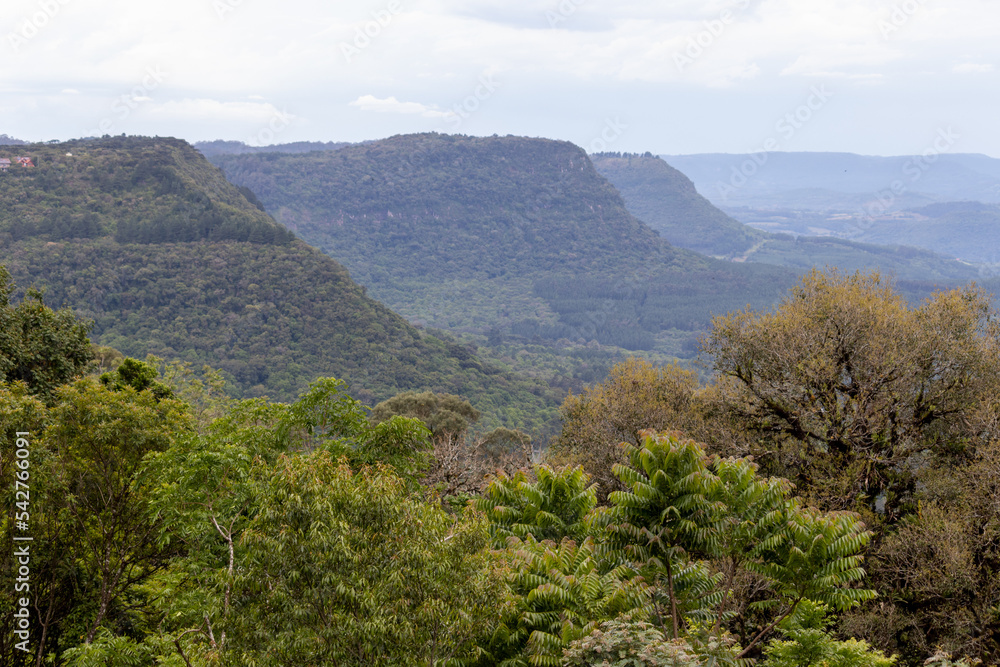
[[0, 137, 293, 246], [3, 267, 997, 666]]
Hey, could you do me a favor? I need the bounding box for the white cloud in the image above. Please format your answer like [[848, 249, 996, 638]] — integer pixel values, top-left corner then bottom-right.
[[953, 62, 994, 73], [2, 0, 1000, 154], [349, 95, 450, 118]]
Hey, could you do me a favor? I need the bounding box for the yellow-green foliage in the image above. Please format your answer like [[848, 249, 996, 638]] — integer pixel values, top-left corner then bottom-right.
[[762, 601, 896, 667], [550, 357, 700, 498], [230, 451, 515, 666]]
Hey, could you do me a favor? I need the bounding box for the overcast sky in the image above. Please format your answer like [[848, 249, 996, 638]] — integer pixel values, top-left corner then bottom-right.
[[1, 0, 997, 157]]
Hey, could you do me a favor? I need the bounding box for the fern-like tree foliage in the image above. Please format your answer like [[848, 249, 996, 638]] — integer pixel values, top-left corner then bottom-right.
[[475, 465, 598, 546], [505, 536, 651, 667], [741, 504, 876, 658], [596, 431, 876, 655], [597, 432, 725, 640]]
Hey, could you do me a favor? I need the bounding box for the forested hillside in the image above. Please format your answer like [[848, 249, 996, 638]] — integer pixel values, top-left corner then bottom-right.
[[212, 133, 800, 356], [0, 137, 560, 433]]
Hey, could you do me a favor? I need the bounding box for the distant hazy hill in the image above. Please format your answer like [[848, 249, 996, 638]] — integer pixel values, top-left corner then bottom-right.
[[194, 139, 351, 158], [0, 134, 26, 145], [212, 133, 800, 357], [593, 153, 979, 282], [854, 201, 1000, 264], [664, 152, 1000, 209], [0, 136, 559, 432], [662, 152, 1000, 266]]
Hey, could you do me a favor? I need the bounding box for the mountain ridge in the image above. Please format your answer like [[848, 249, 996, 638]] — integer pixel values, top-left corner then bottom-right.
[[211, 132, 799, 357]]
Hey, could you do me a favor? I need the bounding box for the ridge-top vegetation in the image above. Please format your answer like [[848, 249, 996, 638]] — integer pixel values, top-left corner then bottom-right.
[[212, 133, 800, 356], [0, 136, 294, 246]]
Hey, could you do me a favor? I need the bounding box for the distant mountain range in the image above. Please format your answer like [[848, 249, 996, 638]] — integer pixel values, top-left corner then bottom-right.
[[662, 152, 1000, 264], [589, 153, 762, 256], [591, 153, 980, 282], [664, 152, 1000, 209]]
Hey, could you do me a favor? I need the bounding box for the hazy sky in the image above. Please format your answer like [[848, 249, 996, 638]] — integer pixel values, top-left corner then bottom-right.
[[1, 0, 997, 156]]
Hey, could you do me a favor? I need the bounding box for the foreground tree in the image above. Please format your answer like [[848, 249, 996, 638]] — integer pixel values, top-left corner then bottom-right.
[[597, 432, 875, 656], [46, 369, 193, 645], [65, 376, 438, 666], [761, 601, 896, 667], [228, 451, 514, 666], [475, 432, 877, 664], [703, 269, 1000, 520], [474, 464, 597, 545], [701, 269, 1000, 664]]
